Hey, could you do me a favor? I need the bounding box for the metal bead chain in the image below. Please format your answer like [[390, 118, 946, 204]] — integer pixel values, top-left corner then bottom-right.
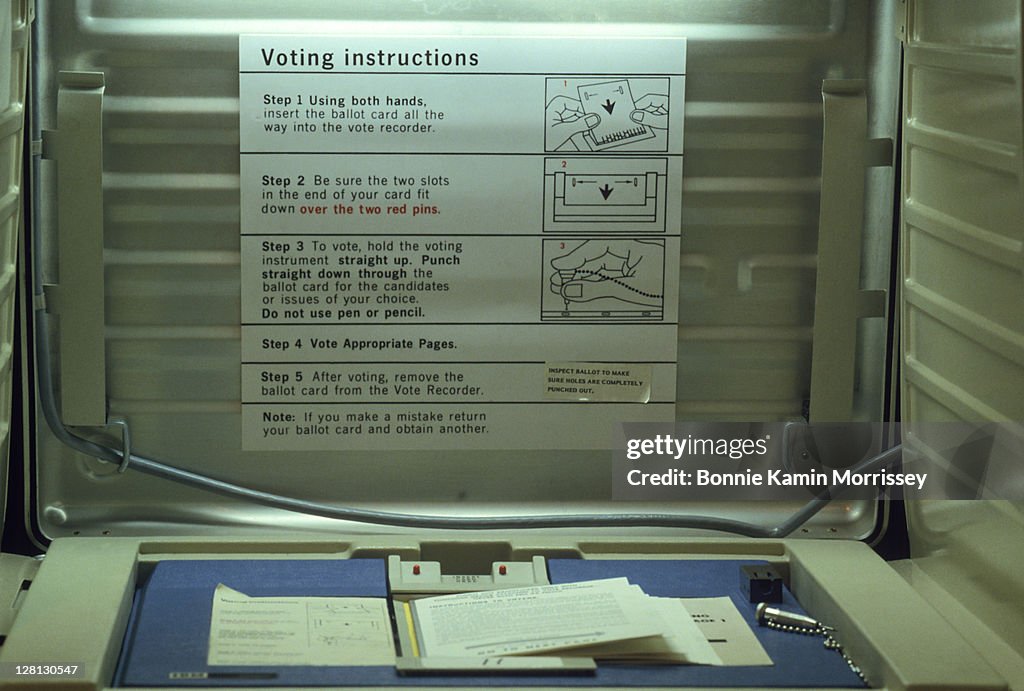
[[762, 618, 824, 635], [824, 631, 870, 686], [763, 620, 870, 686]]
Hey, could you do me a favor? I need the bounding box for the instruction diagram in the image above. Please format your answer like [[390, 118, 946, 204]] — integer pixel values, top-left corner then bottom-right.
[[542, 239, 666, 320], [308, 600, 391, 647], [544, 77, 671, 152], [543, 157, 668, 232]]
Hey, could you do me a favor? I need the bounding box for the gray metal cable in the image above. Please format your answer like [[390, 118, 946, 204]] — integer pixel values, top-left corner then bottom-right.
[[31, 305, 903, 535]]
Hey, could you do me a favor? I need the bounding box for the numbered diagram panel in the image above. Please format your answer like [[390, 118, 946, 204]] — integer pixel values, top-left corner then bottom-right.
[[544, 77, 673, 152], [541, 238, 666, 321], [544, 157, 669, 232]]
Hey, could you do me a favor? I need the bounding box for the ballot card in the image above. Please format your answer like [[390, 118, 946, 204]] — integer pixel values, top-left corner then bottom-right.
[[208, 585, 396, 667]]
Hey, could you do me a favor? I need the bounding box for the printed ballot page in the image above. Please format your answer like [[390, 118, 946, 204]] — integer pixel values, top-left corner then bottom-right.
[[411, 578, 666, 658], [208, 585, 396, 666]]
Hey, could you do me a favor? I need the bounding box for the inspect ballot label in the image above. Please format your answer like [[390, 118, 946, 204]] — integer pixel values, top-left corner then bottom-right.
[[238, 33, 685, 450]]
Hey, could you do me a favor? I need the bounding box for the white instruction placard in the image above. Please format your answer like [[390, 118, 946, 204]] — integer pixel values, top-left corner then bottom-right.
[[239, 33, 685, 450]]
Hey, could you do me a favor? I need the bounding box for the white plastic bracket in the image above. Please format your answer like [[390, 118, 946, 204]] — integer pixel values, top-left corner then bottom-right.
[[51, 71, 107, 426], [809, 80, 889, 422]]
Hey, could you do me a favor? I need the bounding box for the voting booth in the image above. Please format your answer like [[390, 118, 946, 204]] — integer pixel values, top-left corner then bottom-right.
[[0, 0, 1023, 688]]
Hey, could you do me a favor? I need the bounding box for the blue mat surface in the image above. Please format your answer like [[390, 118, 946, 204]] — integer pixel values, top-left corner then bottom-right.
[[115, 557, 865, 687], [115, 559, 390, 687]]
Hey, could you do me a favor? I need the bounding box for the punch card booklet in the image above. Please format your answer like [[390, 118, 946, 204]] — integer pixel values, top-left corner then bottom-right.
[[404, 577, 721, 664]]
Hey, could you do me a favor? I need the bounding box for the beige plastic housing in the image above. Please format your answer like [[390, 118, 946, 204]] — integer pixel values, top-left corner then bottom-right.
[[0, 535, 1011, 690], [0, 1, 1023, 690], [896, 0, 1024, 687]]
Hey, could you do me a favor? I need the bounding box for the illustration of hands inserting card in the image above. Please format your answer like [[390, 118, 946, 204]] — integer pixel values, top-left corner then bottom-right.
[[545, 77, 672, 153]]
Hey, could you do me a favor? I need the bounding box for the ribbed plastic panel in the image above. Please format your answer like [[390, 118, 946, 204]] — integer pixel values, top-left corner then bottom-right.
[[901, 2, 1024, 428], [0, 0, 30, 536], [31, 1, 892, 539], [899, 0, 1024, 672]]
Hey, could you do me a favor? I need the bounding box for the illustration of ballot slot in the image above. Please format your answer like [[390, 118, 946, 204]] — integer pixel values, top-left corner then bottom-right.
[[545, 158, 668, 232]]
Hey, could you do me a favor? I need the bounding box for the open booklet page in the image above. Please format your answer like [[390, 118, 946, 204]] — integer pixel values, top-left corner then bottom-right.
[[566, 591, 720, 664]]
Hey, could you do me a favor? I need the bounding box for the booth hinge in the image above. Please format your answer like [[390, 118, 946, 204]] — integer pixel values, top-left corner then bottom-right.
[[38, 282, 65, 314], [896, 0, 909, 43], [857, 289, 887, 319], [39, 128, 56, 159], [867, 138, 894, 167]]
